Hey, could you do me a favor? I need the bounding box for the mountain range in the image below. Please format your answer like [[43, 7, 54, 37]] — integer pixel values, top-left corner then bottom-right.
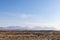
[[0, 26, 56, 30]]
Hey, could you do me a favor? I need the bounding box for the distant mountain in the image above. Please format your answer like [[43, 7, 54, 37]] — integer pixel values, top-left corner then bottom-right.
[[0, 26, 56, 30], [31, 26, 55, 30]]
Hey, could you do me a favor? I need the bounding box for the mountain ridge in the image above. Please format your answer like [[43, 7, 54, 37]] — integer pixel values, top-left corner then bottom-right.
[[0, 26, 56, 30]]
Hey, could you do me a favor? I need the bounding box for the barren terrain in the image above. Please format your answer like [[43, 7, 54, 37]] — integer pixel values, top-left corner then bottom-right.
[[0, 30, 60, 40]]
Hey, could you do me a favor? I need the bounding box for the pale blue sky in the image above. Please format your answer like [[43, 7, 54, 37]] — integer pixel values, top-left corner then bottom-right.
[[0, 0, 60, 29]]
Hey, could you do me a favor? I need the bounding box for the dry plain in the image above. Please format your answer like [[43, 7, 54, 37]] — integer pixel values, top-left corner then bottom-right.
[[0, 30, 60, 40]]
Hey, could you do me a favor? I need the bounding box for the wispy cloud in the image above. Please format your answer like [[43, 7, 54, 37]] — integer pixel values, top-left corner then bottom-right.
[[17, 14, 32, 19], [4, 13, 32, 19], [0, 21, 60, 30], [18, 22, 60, 30]]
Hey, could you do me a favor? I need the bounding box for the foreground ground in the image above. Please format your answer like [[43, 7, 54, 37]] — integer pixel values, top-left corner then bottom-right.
[[0, 30, 60, 40]]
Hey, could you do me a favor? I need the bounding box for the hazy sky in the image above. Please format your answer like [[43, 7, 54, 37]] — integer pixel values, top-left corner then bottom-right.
[[0, 0, 60, 30]]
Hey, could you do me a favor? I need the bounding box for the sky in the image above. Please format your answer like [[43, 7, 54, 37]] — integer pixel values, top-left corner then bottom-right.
[[0, 0, 60, 30]]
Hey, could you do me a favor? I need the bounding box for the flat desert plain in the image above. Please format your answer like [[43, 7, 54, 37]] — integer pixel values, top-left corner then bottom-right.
[[0, 30, 60, 40]]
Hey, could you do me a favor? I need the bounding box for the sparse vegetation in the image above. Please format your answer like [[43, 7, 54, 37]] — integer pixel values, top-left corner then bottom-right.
[[0, 30, 60, 40]]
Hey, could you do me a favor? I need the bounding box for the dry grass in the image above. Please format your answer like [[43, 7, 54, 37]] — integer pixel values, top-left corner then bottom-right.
[[0, 30, 60, 40]]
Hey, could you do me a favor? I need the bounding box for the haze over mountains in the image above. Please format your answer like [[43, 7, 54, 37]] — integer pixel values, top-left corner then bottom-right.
[[0, 26, 56, 30]]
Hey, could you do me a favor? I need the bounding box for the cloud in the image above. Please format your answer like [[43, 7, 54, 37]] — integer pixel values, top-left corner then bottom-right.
[[4, 13, 32, 19], [0, 22, 60, 30], [18, 14, 32, 19], [0, 12, 60, 30], [20, 22, 60, 27], [18, 22, 60, 30]]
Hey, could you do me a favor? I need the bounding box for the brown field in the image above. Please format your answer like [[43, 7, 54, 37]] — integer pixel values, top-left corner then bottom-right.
[[0, 30, 60, 40]]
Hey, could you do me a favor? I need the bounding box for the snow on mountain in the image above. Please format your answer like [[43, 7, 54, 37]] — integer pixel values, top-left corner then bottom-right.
[[0, 26, 56, 30]]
